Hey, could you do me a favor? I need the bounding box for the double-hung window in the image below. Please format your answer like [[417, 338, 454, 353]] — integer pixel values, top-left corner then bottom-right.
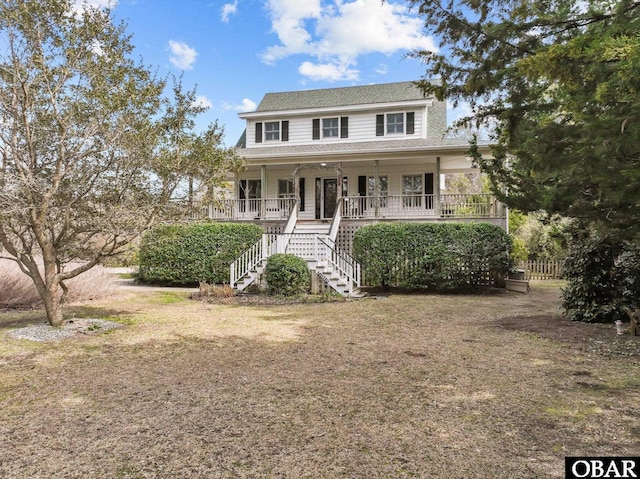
[[402, 175, 423, 207], [386, 113, 404, 134], [278, 179, 295, 198], [264, 121, 280, 141], [322, 118, 339, 138], [368, 176, 388, 208], [313, 117, 348, 140], [376, 112, 415, 136]]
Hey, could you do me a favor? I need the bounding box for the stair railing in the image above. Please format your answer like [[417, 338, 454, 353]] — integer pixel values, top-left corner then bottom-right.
[[230, 233, 278, 288], [283, 202, 298, 234], [316, 236, 361, 296], [328, 197, 343, 243]]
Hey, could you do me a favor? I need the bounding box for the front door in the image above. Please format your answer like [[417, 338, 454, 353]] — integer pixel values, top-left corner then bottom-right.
[[323, 178, 337, 219]]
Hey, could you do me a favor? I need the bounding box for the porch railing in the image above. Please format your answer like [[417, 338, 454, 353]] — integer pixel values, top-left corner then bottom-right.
[[196, 198, 297, 221], [341, 194, 502, 219], [190, 195, 503, 221]]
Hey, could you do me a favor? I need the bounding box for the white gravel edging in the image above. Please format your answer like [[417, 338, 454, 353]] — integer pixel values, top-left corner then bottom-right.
[[8, 318, 122, 342]]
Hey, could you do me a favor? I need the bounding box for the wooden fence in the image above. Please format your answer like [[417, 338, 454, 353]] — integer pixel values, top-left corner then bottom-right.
[[517, 260, 564, 280]]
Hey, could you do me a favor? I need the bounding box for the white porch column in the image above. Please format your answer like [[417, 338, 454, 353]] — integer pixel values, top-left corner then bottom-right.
[[234, 170, 239, 218], [374, 159, 379, 218], [334, 163, 343, 200], [435, 156, 441, 215], [260, 165, 267, 218], [293, 164, 301, 206]]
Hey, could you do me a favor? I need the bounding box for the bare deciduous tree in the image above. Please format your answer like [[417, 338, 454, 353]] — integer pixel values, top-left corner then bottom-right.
[[0, 0, 241, 326]]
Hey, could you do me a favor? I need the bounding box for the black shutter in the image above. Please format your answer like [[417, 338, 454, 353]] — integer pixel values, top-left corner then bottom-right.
[[406, 112, 415, 135], [315, 177, 321, 219], [299, 177, 305, 211], [425, 173, 434, 209], [358, 175, 367, 211], [281, 120, 289, 142], [358, 176, 367, 196], [340, 116, 349, 138], [376, 114, 384, 136], [312, 118, 320, 140], [255, 122, 263, 143]]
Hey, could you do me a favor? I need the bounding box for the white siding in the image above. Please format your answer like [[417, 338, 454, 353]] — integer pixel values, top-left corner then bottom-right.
[[245, 106, 429, 147]]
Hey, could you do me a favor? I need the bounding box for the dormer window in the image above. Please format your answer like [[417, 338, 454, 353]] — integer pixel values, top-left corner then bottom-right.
[[376, 112, 416, 136], [313, 116, 349, 140], [386, 113, 404, 134], [265, 121, 280, 141], [322, 118, 339, 138], [255, 120, 289, 143]]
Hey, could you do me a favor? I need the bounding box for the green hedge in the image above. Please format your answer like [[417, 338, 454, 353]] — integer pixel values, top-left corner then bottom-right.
[[138, 223, 263, 285], [352, 222, 512, 290], [562, 233, 640, 323], [264, 253, 310, 296]]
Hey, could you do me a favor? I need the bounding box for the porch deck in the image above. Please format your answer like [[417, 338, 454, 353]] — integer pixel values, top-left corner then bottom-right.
[[190, 194, 505, 222]]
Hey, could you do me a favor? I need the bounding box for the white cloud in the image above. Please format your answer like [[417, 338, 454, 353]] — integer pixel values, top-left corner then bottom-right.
[[168, 40, 198, 70], [375, 63, 388, 75], [71, 0, 117, 16], [261, 0, 436, 81], [299, 61, 358, 82], [221, 1, 239, 22], [193, 95, 213, 109], [223, 98, 257, 112]]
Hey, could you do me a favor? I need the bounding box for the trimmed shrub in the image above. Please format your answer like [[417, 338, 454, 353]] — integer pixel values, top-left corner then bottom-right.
[[562, 233, 640, 323], [138, 223, 263, 285], [264, 253, 310, 296], [352, 222, 512, 291]]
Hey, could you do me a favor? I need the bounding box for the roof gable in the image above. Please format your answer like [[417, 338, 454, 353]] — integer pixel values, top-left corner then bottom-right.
[[255, 81, 430, 112]]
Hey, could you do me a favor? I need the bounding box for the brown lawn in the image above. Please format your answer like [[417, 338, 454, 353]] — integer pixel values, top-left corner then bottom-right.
[[0, 282, 639, 478]]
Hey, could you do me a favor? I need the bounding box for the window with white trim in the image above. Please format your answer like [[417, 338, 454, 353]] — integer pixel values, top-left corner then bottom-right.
[[322, 118, 339, 138], [368, 176, 388, 207], [264, 121, 280, 141], [386, 113, 404, 134], [278, 179, 295, 198], [402, 174, 423, 207]]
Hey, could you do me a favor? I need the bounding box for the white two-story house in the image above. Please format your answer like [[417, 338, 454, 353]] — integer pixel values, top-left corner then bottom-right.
[[200, 82, 506, 295]]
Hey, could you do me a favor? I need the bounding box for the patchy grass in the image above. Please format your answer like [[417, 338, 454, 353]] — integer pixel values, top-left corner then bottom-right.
[[0, 281, 638, 478]]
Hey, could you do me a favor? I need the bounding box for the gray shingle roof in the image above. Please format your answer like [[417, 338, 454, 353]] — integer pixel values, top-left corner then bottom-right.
[[256, 81, 430, 112], [239, 138, 484, 159]]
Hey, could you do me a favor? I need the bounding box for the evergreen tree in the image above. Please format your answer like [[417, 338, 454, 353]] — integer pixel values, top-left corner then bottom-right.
[[409, 0, 640, 240]]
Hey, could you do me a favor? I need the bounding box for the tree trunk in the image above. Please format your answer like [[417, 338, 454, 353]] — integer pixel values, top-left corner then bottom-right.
[[39, 281, 65, 327], [42, 287, 64, 326]]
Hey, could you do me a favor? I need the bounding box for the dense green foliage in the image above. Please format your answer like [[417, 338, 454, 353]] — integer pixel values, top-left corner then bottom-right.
[[353, 223, 512, 290], [511, 212, 569, 261], [410, 0, 639, 320], [410, 0, 640, 240], [138, 223, 262, 285], [264, 254, 310, 296], [562, 232, 640, 322]]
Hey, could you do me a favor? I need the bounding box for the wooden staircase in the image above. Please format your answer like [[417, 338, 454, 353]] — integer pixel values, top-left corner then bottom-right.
[[230, 200, 362, 297]]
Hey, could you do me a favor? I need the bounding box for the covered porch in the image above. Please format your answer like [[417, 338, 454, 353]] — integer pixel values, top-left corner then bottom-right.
[[191, 193, 504, 221], [191, 152, 506, 226]]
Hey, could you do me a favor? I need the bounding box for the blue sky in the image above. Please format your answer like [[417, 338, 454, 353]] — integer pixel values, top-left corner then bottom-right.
[[80, 0, 464, 147]]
